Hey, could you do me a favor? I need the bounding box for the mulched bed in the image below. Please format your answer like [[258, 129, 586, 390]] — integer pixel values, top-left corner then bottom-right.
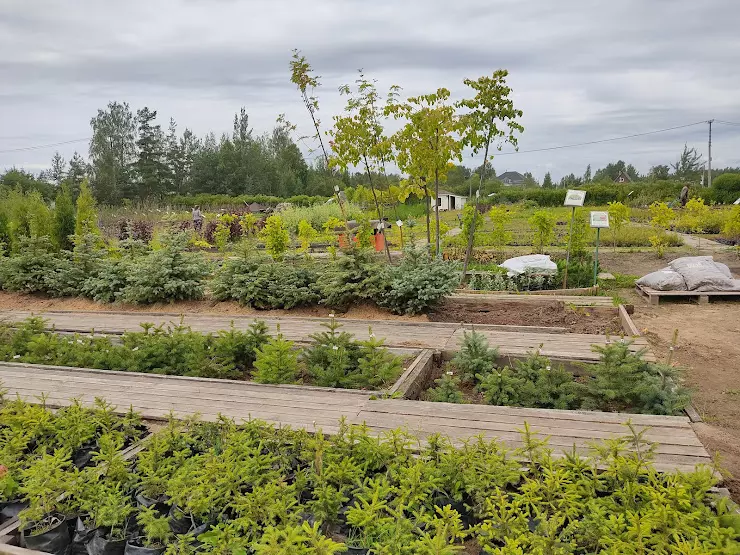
[[429, 299, 623, 335]]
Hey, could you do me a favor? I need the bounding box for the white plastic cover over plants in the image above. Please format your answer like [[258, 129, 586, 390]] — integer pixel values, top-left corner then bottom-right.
[[499, 254, 558, 276]]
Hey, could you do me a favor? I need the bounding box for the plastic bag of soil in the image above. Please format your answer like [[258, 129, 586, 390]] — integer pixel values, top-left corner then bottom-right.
[[636, 268, 687, 291], [0, 500, 28, 523], [71, 517, 96, 555], [21, 514, 72, 555], [669, 256, 738, 291]]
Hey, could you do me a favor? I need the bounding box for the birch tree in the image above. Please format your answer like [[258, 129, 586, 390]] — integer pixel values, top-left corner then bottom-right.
[[457, 71, 523, 280], [388, 88, 462, 256]]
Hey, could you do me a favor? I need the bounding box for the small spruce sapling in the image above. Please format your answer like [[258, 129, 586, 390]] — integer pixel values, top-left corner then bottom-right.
[[253, 326, 299, 384], [136, 506, 172, 548], [428, 372, 464, 404], [452, 330, 498, 382], [354, 327, 403, 389]]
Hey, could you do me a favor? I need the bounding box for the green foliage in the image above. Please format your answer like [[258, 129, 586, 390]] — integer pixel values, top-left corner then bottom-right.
[[565, 209, 589, 259], [582, 341, 690, 415], [0, 236, 64, 294], [468, 269, 556, 292], [528, 210, 556, 253], [318, 249, 383, 311], [260, 214, 291, 261], [74, 178, 100, 237], [677, 197, 711, 233], [452, 330, 498, 382], [53, 184, 76, 251], [487, 205, 514, 252], [120, 233, 211, 303], [711, 172, 740, 204], [723, 204, 740, 240], [428, 372, 464, 403], [7, 402, 739, 554], [461, 203, 484, 241], [297, 219, 318, 254], [607, 201, 630, 248], [649, 201, 676, 258], [252, 329, 299, 384], [212, 257, 320, 309], [376, 245, 459, 315], [303, 319, 401, 389]]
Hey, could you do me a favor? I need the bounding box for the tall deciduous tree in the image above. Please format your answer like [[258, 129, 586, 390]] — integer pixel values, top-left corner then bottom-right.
[[389, 88, 463, 256], [329, 72, 397, 261], [457, 71, 523, 277], [89, 101, 137, 203], [135, 107, 168, 199]]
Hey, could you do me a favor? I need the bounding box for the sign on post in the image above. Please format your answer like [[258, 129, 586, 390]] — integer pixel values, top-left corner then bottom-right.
[[590, 211, 610, 228], [562, 190, 587, 289], [564, 189, 586, 207], [590, 211, 609, 286]]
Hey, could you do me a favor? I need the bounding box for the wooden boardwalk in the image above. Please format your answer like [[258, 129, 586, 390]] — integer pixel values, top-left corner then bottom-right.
[[0, 362, 709, 473], [0, 310, 654, 362]]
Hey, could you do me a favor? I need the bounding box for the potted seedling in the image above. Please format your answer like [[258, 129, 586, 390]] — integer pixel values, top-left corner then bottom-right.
[[0, 461, 28, 524], [124, 506, 172, 555], [84, 484, 135, 555], [18, 450, 75, 555]]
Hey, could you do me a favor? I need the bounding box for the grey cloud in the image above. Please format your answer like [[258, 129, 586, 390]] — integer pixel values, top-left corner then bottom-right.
[[1, 0, 740, 178]]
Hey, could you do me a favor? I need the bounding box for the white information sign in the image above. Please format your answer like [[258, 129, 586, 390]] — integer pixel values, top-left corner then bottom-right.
[[564, 189, 586, 207], [590, 211, 610, 228]]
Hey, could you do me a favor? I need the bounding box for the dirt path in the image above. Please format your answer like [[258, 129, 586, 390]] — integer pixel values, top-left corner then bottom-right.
[[629, 294, 740, 500]]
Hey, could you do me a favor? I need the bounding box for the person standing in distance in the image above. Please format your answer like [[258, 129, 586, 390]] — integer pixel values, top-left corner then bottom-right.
[[192, 205, 204, 232]]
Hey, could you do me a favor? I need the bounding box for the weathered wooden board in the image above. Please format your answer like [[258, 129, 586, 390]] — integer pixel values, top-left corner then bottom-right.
[[0, 362, 711, 474]]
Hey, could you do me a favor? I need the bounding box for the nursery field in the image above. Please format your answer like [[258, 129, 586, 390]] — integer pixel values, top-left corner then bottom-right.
[[0, 399, 734, 554]]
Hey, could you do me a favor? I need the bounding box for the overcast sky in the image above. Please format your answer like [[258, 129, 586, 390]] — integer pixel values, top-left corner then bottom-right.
[[2, 0, 739, 182]]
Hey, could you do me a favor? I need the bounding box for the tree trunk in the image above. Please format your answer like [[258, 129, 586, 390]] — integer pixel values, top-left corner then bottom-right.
[[434, 168, 440, 258], [364, 155, 393, 263], [461, 133, 492, 283], [425, 184, 431, 245]]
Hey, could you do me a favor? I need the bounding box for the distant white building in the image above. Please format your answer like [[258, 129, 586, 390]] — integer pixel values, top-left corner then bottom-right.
[[436, 190, 467, 211]]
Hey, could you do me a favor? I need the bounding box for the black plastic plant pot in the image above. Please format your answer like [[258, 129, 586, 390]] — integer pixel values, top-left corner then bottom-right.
[[135, 493, 169, 512], [167, 505, 193, 535], [70, 517, 96, 555], [86, 530, 127, 555], [0, 500, 29, 524], [73, 442, 97, 468], [343, 548, 369, 555], [21, 513, 72, 555], [123, 540, 165, 555]]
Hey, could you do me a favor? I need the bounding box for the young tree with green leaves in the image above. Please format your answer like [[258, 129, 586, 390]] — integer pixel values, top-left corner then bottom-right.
[[260, 214, 291, 261], [329, 72, 398, 261], [89, 101, 137, 203], [53, 184, 76, 251], [388, 88, 463, 256], [528, 210, 556, 253], [457, 71, 523, 278], [607, 201, 630, 249], [74, 179, 100, 237], [288, 49, 349, 223]]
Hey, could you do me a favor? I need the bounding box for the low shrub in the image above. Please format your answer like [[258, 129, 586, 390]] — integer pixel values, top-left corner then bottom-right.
[[436, 330, 690, 415], [119, 233, 211, 304], [375, 245, 460, 315], [318, 249, 384, 311]]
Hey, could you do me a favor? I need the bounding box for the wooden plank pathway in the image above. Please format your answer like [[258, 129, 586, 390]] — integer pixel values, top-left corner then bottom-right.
[[0, 362, 709, 473], [451, 292, 614, 307], [0, 310, 654, 362]]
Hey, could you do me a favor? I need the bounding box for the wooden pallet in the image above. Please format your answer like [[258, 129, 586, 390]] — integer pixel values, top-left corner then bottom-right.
[[636, 284, 740, 306], [0, 363, 710, 474], [450, 292, 614, 307]]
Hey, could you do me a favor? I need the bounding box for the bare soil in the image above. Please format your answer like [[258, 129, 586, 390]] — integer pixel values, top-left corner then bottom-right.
[[627, 290, 740, 501], [428, 299, 623, 335], [0, 293, 427, 323]]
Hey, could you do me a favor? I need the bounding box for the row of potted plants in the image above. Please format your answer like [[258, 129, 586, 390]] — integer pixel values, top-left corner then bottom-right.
[[4, 405, 739, 554]]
